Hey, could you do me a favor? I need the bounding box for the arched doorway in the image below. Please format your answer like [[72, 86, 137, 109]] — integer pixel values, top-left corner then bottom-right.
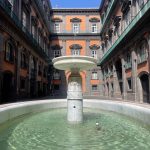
[[138, 73, 149, 103], [2, 71, 14, 103]]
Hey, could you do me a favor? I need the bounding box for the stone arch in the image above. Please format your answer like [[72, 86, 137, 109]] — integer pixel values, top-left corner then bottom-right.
[[137, 71, 149, 103]]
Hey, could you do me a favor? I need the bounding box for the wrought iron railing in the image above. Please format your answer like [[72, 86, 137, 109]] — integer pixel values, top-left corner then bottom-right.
[[99, 0, 150, 65]]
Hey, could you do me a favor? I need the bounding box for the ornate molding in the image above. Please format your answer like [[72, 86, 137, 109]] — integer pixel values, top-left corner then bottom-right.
[[70, 18, 82, 23], [89, 17, 100, 22], [89, 44, 100, 50], [51, 17, 63, 22], [51, 44, 63, 50], [69, 44, 82, 49]]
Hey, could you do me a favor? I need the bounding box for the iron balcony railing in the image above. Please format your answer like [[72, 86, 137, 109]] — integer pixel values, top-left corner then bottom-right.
[[98, 0, 150, 65], [101, 0, 117, 32], [0, 0, 48, 60], [34, 0, 50, 30]]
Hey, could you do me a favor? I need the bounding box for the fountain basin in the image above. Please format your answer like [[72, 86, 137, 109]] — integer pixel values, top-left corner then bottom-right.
[[52, 56, 97, 71], [0, 100, 150, 150]]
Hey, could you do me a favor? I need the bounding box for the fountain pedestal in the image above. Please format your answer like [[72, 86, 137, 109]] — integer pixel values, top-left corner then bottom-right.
[[67, 73, 83, 123], [52, 56, 96, 123]]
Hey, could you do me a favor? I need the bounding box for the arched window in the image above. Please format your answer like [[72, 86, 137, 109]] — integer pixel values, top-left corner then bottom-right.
[[137, 40, 148, 64], [5, 41, 14, 62]]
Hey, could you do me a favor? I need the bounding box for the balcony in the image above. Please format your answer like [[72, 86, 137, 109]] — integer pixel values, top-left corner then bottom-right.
[[34, 0, 50, 30], [98, 0, 150, 65], [0, 0, 48, 61], [101, 0, 117, 31]]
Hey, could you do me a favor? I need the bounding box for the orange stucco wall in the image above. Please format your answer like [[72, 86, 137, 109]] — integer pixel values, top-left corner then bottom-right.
[[66, 40, 86, 56]]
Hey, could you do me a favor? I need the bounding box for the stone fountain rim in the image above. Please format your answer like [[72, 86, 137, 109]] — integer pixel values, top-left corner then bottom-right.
[[52, 56, 97, 64], [0, 99, 150, 125]]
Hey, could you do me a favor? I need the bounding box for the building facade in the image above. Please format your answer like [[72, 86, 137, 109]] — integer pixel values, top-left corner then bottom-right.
[[0, 0, 51, 103], [50, 9, 102, 97], [98, 0, 150, 103]]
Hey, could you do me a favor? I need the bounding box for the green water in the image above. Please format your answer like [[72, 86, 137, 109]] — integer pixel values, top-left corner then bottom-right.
[[0, 108, 150, 150]]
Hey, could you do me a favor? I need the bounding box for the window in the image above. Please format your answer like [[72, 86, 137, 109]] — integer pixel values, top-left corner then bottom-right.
[[137, 41, 148, 64], [91, 50, 97, 59], [73, 23, 79, 33], [38, 63, 42, 76], [91, 23, 97, 33], [54, 23, 60, 33], [127, 78, 132, 90], [54, 50, 61, 57], [21, 53, 27, 69], [22, 11, 27, 27], [92, 72, 98, 80], [125, 53, 132, 69], [92, 85, 98, 91], [71, 49, 80, 56], [5, 42, 14, 62], [32, 25, 35, 38], [20, 78, 26, 90], [53, 72, 60, 80]]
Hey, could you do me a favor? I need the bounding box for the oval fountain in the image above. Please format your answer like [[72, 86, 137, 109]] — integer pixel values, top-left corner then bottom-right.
[[52, 56, 97, 123]]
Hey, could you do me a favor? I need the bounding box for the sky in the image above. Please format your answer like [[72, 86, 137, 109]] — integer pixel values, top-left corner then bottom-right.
[[50, 0, 102, 8]]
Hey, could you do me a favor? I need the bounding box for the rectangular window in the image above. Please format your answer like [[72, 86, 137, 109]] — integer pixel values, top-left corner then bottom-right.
[[54, 23, 60, 33], [20, 78, 26, 90], [54, 50, 61, 57], [92, 72, 98, 80], [71, 49, 80, 56], [32, 25, 35, 38], [73, 23, 79, 33], [91, 23, 97, 33], [91, 50, 97, 59], [127, 78, 132, 90], [92, 85, 98, 91], [22, 11, 27, 27], [53, 72, 60, 80]]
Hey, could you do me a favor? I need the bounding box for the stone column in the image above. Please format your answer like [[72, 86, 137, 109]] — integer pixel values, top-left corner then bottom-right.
[[131, 50, 137, 101], [121, 57, 127, 100], [86, 40, 90, 56], [99, 68, 103, 96], [27, 53, 31, 97], [113, 62, 121, 98], [35, 58, 38, 97], [62, 15, 66, 33], [147, 35, 150, 102], [62, 40, 66, 56], [16, 45, 21, 98], [86, 15, 89, 33], [67, 72, 83, 123]]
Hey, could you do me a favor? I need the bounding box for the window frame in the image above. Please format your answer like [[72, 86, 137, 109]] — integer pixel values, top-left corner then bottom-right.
[[54, 23, 60, 33], [73, 23, 80, 33], [91, 23, 98, 33]]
